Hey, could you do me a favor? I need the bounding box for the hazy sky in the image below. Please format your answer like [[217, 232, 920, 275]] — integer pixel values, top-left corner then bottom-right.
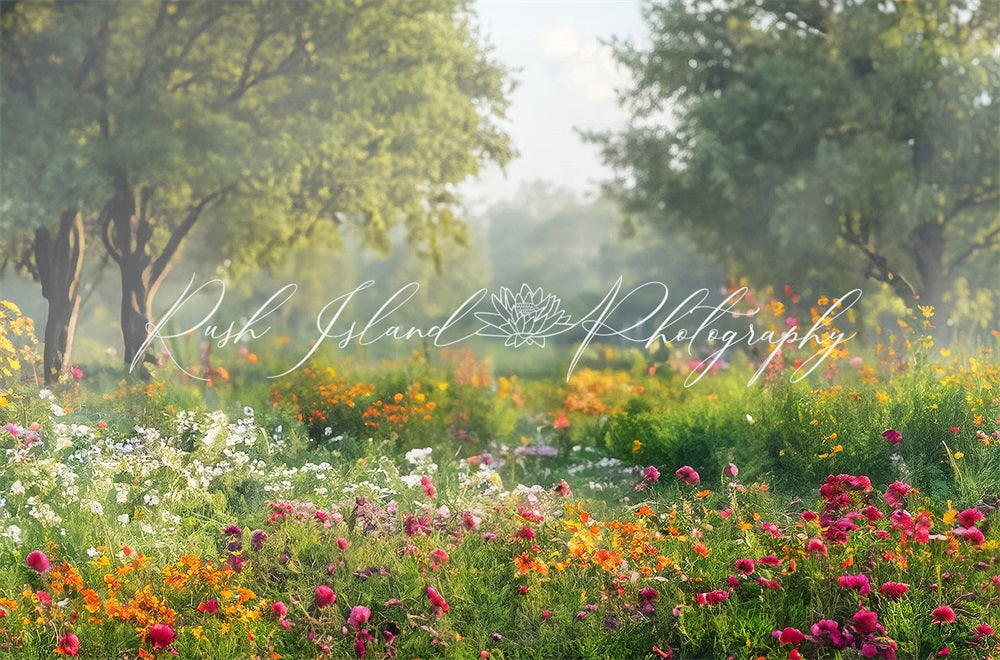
[[461, 1, 647, 209]]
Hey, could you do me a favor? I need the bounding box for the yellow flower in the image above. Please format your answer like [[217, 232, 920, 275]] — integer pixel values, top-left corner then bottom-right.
[[953, 452, 964, 459], [632, 439, 644, 453]]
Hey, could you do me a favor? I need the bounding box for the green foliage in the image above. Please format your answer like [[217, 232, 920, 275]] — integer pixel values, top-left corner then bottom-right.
[[592, 0, 999, 328]]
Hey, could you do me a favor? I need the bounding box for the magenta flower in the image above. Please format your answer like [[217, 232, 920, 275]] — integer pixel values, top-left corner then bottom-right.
[[675, 466, 700, 485], [315, 585, 336, 608], [421, 475, 435, 498], [723, 462, 739, 477], [879, 582, 909, 601], [735, 558, 755, 575], [70, 365, 83, 380], [931, 605, 956, 624], [882, 429, 902, 445], [975, 623, 994, 637], [956, 508, 985, 528], [427, 586, 449, 617], [838, 573, 871, 596], [806, 537, 828, 557], [347, 605, 371, 629], [272, 601, 287, 617], [853, 609, 878, 634], [776, 627, 805, 646], [882, 481, 912, 508], [26, 550, 50, 573], [148, 623, 175, 649], [644, 466, 661, 483], [337, 537, 350, 550]]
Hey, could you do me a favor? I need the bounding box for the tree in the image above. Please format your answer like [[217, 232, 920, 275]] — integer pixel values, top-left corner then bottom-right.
[[2, 0, 512, 375], [591, 0, 999, 333]]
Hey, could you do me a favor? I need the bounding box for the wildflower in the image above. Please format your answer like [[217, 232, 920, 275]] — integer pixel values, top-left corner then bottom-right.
[[348, 605, 371, 629], [675, 466, 700, 485], [272, 602, 287, 617], [775, 627, 805, 645], [693, 590, 728, 606], [952, 526, 985, 546], [806, 538, 828, 557], [37, 590, 52, 607], [70, 366, 83, 380], [421, 475, 435, 498], [576, 611, 587, 621], [251, 530, 267, 551], [758, 555, 782, 566], [735, 559, 755, 575], [56, 632, 80, 656], [492, 632, 503, 641], [878, 582, 909, 602], [554, 480, 572, 497], [931, 605, 955, 624], [541, 610, 550, 621], [853, 609, 878, 634], [938, 646, 949, 656], [315, 585, 336, 608], [552, 415, 570, 430], [883, 481, 912, 508], [227, 554, 244, 573], [148, 624, 176, 649], [427, 586, 449, 617], [882, 429, 902, 445], [838, 573, 871, 596], [198, 600, 219, 614], [956, 508, 985, 528], [462, 511, 481, 531], [337, 537, 350, 550], [604, 616, 619, 630], [639, 588, 658, 614], [26, 550, 51, 573], [724, 462, 739, 477], [975, 623, 994, 637], [224, 525, 241, 536], [644, 466, 661, 483]]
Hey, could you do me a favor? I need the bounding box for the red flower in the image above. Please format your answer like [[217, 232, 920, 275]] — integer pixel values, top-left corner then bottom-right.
[[26, 550, 50, 573], [879, 582, 909, 601], [777, 627, 805, 646], [931, 605, 956, 624], [198, 599, 219, 613], [806, 537, 827, 557], [57, 632, 80, 656], [552, 415, 570, 430], [975, 623, 994, 637], [675, 466, 700, 485], [315, 585, 336, 608], [421, 476, 436, 498], [148, 624, 176, 649], [882, 481, 912, 508], [838, 573, 871, 596], [735, 558, 755, 575], [882, 429, 902, 445]]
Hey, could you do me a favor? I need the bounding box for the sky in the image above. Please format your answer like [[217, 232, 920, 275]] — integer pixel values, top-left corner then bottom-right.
[[460, 1, 648, 209]]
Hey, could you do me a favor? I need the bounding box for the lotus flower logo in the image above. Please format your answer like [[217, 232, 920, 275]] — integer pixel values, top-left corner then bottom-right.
[[475, 284, 573, 347]]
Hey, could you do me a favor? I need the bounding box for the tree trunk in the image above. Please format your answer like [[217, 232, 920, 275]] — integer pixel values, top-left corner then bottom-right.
[[909, 221, 953, 345], [33, 210, 85, 384]]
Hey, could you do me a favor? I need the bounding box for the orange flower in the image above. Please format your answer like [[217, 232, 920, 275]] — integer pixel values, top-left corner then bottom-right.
[[693, 542, 709, 557]]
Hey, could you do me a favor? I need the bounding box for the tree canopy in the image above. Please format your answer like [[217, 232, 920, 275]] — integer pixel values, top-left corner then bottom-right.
[[592, 0, 999, 333], [2, 0, 513, 373]]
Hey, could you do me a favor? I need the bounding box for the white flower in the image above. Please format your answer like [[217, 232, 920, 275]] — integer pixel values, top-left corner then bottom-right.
[[405, 447, 433, 465], [244, 406, 254, 417], [38, 389, 52, 400], [86, 547, 100, 558], [2, 524, 22, 544], [117, 514, 130, 525], [9, 480, 24, 496], [51, 404, 66, 417], [89, 500, 104, 515], [400, 475, 423, 488], [141, 523, 154, 534]]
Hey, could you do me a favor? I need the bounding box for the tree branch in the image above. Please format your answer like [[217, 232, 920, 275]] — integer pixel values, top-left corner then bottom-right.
[[947, 224, 1000, 278], [150, 187, 229, 285], [840, 226, 919, 301], [100, 207, 123, 265]]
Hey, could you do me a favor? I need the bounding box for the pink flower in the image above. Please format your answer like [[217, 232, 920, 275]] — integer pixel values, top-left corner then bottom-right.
[[950, 427, 960, 434], [938, 646, 949, 656], [724, 462, 739, 477], [427, 586, 449, 617], [882, 481, 912, 508], [879, 582, 909, 601], [421, 476, 436, 498], [199, 599, 219, 613], [931, 605, 955, 624], [882, 429, 902, 445], [272, 601, 287, 617], [952, 525, 985, 546], [956, 508, 985, 529], [735, 559, 755, 575], [462, 511, 481, 531], [347, 605, 371, 628], [838, 573, 871, 595], [693, 589, 728, 606], [26, 550, 50, 573], [776, 627, 805, 646], [337, 537, 350, 550], [70, 366, 83, 380], [315, 585, 336, 608], [675, 466, 700, 485], [758, 555, 782, 566], [644, 466, 661, 483], [554, 480, 572, 497], [57, 632, 80, 656], [806, 537, 828, 557], [148, 624, 175, 649], [552, 415, 570, 430], [975, 623, 994, 637], [853, 609, 878, 634]]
